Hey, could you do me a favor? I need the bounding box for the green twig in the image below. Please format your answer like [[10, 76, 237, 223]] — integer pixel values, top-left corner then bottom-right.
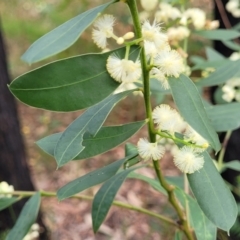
[[126, 1, 194, 239], [218, 130, 232, 170], [126, 0, 155, 140], [184, 174, 190, 229], [152, 161, 194, 240], [1, 190, 177, 227], [156, 131, 207, 149]]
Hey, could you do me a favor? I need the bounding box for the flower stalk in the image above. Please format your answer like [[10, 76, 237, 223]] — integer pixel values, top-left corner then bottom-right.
[[218, 130, 232, 170], [1, 190, 177, 227], [126, 1, 194, 239], [156, 130, 207, 149]]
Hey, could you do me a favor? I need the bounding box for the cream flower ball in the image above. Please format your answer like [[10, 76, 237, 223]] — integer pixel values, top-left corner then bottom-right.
[[137, 138, 165, 161], [152, 104, 186, 133], [153, 50, 184, 78], [140, 0, 158, 12], [106, 55, 142, 83], [92, 15, 115, 49], [173, 146, 204, 174]]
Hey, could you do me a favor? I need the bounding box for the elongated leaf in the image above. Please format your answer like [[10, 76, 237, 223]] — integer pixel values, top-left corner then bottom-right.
[[124, 143, 140, 168], [189, 200, 217, 240], [166, 175, 184, 189], [193, 46, 227, 71], [222, 40, 240, 51], [206, 103, 240, 132], [0, 197, 19, 211], [175, 188, 216, 240], [128, 172, 166, 194], [10, 46, 139, 112], [54, 90, 137, 167], [92, 166, 142, 232], [36, 133, 60, 156], [128, 173, 184, 198], [57, 154, 137, 200], [197, 59, 240, 87], [74, 121, 145, 160], [6, 192, 41, 240], [233, 22, 240, 30], [169, 75, 220, 151], [125, 143, 138, 156], [188, 152, 238, 231], [37, 121, 145, 161], [224, 160, 240, 171], [21, 1, 116, 63], [195, 29, 240, 40], [190, 55, 206, 65], [205, 47, 225, 61], [191, 59, 228, 71], [174, 231, 183, 240], [150, 78, 171, 94], [213, 86, 228, 104]]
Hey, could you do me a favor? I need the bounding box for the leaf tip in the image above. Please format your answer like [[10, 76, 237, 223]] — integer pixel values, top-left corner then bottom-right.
[[92, 224, 99, 234], [21, 53, 32, 65], [56, 192, 63, 201]]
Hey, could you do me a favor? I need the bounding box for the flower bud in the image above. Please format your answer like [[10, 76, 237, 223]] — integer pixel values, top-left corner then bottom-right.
[[123, 32, 135, 40], [140, 0, 158, 12], [116, 37, 124, 45]]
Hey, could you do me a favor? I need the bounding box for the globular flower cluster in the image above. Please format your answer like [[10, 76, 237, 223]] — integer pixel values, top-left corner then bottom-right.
[[106, 56, 141, 83], [229, 52, 240, 61], [221, 50, 240, 102], [137, 138, 165, 161], [140, 0, 158, 12], [92, 15, 116, 49], [153, 49, 184, 78], [167, 26, 190, 45], [222, 77, 240, 102], [92, 10, 208, 174], [137, 104, 208, 174], [92, 14, 141, 87], [92, 14, 134, 50], [173, 146, 204, 174], [152, 104, 186, 134], [142, 19, 185, 88], [0, 181, 14, 198], [137, 138, 205, 174], [226, 0, 240, 18], [92, 13, 185, 87], [184, 125, 209, 147], [23, 224, 40, 240], [183, 8, 206, 30], [150, 67, 169, 89], [152, 104, 208, 147], [155, 2, 182, 23], [140, 1, 219, 31], [142, 20, 168, 50]]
